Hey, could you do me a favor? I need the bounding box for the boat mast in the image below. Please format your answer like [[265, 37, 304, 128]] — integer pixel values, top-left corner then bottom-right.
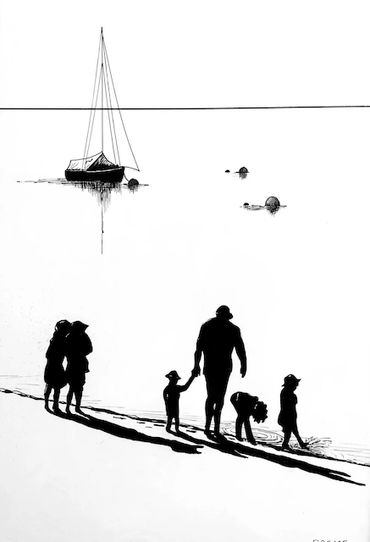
[[101, 27, 104, 154], [82, 28, 139, 170]]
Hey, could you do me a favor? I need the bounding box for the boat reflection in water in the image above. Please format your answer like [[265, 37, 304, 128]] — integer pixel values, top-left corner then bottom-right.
[[19, 176, 148, 254], [70, 177, 145, 208], [68, 177, 148, 254]]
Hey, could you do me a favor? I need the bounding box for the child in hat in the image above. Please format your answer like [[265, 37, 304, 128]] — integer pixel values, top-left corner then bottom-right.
[[163, 370, 196, 432], [278, 374, 308, 450], [230, 392, 268, 445]]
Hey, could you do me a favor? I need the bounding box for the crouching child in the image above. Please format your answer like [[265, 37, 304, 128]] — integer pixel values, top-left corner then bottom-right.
[[230, 392, 268, 445]]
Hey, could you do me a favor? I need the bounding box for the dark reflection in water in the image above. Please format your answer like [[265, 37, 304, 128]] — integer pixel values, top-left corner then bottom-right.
[[73, 180, 124, 210], [19, 177, 149, 253]]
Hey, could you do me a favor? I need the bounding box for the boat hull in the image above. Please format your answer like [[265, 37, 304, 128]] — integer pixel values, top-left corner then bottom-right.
[[64, 167, 125, 183]]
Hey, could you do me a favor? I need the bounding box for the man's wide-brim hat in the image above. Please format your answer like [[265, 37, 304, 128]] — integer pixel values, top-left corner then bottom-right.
[[166, 370, 181, 380], [216, 305, 233, 319], [283, 374, 301, 386]]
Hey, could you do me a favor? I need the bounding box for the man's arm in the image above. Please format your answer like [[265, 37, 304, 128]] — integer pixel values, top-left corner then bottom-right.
[[235, 328, 247, 377], [193, 325, 204, 376]]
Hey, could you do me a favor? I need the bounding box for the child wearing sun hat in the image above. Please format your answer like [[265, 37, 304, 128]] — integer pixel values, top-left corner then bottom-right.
[[163, 370, 196, 432], [278, 374, 308, 451]]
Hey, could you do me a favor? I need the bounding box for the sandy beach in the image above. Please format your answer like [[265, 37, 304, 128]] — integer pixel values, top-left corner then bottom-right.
[[0, 389, 369, 542]]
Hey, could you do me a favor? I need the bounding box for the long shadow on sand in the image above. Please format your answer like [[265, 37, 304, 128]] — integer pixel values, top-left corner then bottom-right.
[[0, 388, 365, 485], [62, 412, 202, 455], [61, 408, 365, 485], [172, 431, 364, 486]]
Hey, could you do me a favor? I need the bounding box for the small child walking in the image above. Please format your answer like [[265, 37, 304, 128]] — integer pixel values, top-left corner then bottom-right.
[[278, 374, 307, 450], [163, 370, 195, 432]]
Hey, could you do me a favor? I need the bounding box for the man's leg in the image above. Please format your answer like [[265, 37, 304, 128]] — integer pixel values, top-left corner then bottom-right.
[[213, 399, 224, 436], [205, 374, 216, 433], [213, 372, 231, 436], [205, 397, 215, 433]]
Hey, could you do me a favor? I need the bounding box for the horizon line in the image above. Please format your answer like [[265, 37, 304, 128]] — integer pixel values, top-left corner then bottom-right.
[[1, 104, 370, 111]]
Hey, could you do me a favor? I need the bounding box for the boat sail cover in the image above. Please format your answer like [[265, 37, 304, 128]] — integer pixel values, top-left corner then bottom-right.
[[66, 152, 118, 171]]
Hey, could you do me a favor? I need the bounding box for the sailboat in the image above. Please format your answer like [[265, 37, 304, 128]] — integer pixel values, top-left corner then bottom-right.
[[65, 28, 139, 183]]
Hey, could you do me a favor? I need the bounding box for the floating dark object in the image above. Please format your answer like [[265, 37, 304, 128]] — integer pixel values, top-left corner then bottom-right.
[[265, 196, 280, 213], [127, 178, 139, 189], [242, 197, 286, 212], [225, 169, 230, 173], [64, 28, 139, 184], [237, 166, 249, 179]]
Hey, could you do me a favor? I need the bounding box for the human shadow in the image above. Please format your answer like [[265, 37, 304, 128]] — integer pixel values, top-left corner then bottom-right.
[[0, 388, 365, 484], [61, 411, 202, 455], [175, 431, 364, 486], [171, 430, 246, 458]]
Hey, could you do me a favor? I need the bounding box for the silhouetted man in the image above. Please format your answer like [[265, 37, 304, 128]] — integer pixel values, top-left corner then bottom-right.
[[193, 305, 247, 437]]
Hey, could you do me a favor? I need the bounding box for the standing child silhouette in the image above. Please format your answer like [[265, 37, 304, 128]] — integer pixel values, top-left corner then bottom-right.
[[278, 374, 308, 450], [163, 370, 196, 432]]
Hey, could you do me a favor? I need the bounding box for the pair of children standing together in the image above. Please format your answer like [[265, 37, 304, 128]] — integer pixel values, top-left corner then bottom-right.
[[163, 370, 307, 451]]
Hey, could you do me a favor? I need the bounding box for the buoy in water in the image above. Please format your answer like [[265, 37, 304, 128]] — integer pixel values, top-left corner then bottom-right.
[[127, 178, 139, 189], [243, 202, 249, 207], [225, 169, 230, 173], [265, 196, 280, 213], [238, 166, 249, 179]]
